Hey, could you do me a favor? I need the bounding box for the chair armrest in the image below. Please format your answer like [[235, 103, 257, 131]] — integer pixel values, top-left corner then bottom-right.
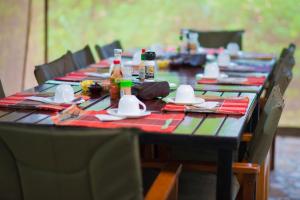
[[232, 162, 260, 174], [179, 162, 260, 175], [143, 161, 259, 175], [242, 132, 253, 142], [145, 163, 182, 200]]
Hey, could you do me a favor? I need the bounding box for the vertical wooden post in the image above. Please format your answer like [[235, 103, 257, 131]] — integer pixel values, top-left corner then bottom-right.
[[21, 0, 32, 90], [44, 0, 48, 63]]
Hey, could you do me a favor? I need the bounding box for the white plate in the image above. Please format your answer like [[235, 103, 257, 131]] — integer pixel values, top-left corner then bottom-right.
[[95, 114, 126, 121], [166, 97, 205, 105], [106, 108, 151, 118]]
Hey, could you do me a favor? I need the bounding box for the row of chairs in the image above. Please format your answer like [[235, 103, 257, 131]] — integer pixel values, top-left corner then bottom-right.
[[34, 30, 245, 85], [145, 43, 296, 199], [34, 41, 122, 84]]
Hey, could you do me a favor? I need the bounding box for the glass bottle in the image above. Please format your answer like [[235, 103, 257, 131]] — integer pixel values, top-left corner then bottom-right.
[[110, 60, 123, 100], [109, 49, 123, 74], [139, 53, 146, 82], [144, 51, 156, 81], [119, 79, 132, 97]]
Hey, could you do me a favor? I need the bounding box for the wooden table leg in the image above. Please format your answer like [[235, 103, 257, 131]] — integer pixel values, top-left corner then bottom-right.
[[217, 149, 233, 200]]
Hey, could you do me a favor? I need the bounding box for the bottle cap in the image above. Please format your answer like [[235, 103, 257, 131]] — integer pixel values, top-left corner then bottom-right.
[[119, 79, 132, 87], [113, 60, 120, 64], [114, 49, 122, 54], [144, 51, 156, 60], [141, 48, 146, 53]]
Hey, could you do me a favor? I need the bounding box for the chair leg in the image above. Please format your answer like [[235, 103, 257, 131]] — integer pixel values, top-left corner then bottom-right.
[[265, 153, 271, 200], [168, 178, 179, 200], [242, 174, 257, 200], [270, 136, 276, 171]]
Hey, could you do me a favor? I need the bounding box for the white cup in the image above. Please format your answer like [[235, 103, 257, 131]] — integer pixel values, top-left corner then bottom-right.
[[117, 95, 146, 115], [54, 84, 75, 103], [204, 63, 220, 78], [175, 85, 195, 103], [217, 52, 231, 67], [226, 42, 240, 55]]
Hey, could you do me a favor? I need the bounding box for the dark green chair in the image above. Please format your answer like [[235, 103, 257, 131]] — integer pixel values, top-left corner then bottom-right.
[[246, 85, 284, 164], [186, 29, 245, 49], [95, 40, 122, 60], [0, 79, 5, 98], [34, 52, 77, 85], [72, 45, 95, 69], [171, 86, 284, 200], [267, 44, 296, 98], [0, 124, 181, 200]]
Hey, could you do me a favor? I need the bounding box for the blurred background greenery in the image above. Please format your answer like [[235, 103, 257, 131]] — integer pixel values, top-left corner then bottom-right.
[[49, 0, 300, 126], [0, 0, 299, 126]]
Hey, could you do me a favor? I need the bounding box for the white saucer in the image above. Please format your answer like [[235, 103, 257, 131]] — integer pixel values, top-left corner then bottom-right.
[[166, 97, 205, 105], [106, 108, 151, 118], [169, 83, 177, 88]]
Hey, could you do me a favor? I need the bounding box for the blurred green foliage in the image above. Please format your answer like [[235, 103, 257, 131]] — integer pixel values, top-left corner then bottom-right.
[[49, 0, 300, 58], [49, 0, 300, 126]]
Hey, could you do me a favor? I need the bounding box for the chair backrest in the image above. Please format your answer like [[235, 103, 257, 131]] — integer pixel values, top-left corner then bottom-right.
[[288, 43, 296, 56], [277, 69, 292, 95], [72, 45, 95, 69], [0, 79, 5, 98], [247, 85, 284, 165], [186, 29, 245, 49], [95, 40, 122, 60], [34, 52, 77, 84], [266, 44, 296, 97], [0, 123, 143, 200]]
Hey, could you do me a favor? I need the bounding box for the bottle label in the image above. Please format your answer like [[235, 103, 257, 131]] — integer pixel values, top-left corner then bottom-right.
[[145, 65, 155, 79], [139, 68, 145, 80]]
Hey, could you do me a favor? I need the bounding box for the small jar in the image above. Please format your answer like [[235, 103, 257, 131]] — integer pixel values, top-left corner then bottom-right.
[[144, 51, 156, 81], [119, 79, 132, 97]]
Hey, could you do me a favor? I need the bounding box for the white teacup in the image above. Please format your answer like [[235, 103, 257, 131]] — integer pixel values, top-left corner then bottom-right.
[[118, 95, 146, 115], [204, 63, 220, 78], [54, 84, 75, 103], [217, 53, 231, 67], [226, 42, 240, 55], [175, 85, 195, 103]]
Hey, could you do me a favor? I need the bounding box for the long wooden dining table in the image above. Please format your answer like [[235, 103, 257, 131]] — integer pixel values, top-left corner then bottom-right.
[[0, 56, 275, 200]]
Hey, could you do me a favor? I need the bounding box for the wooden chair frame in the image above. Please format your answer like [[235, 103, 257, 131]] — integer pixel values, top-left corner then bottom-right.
[[144, 163, 182, 200]]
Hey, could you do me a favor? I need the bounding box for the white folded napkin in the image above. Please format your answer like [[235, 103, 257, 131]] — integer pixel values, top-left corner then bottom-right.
[[25, 96, 85, 105], [45, 80, 81, 86], [193, 102, 219, 109], [95, 114, 126, 121], [84, 72, 110, 78]]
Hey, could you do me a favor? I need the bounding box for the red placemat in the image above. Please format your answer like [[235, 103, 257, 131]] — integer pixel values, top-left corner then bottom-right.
[[0, 92, 89, 111], [162, 96, 249, 115], [203, 47, 224, 55], [52, 110, 185, 133], [55, 71, 107, 82], [89, 60, 111, 68], [198, 76, 266, 86]]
